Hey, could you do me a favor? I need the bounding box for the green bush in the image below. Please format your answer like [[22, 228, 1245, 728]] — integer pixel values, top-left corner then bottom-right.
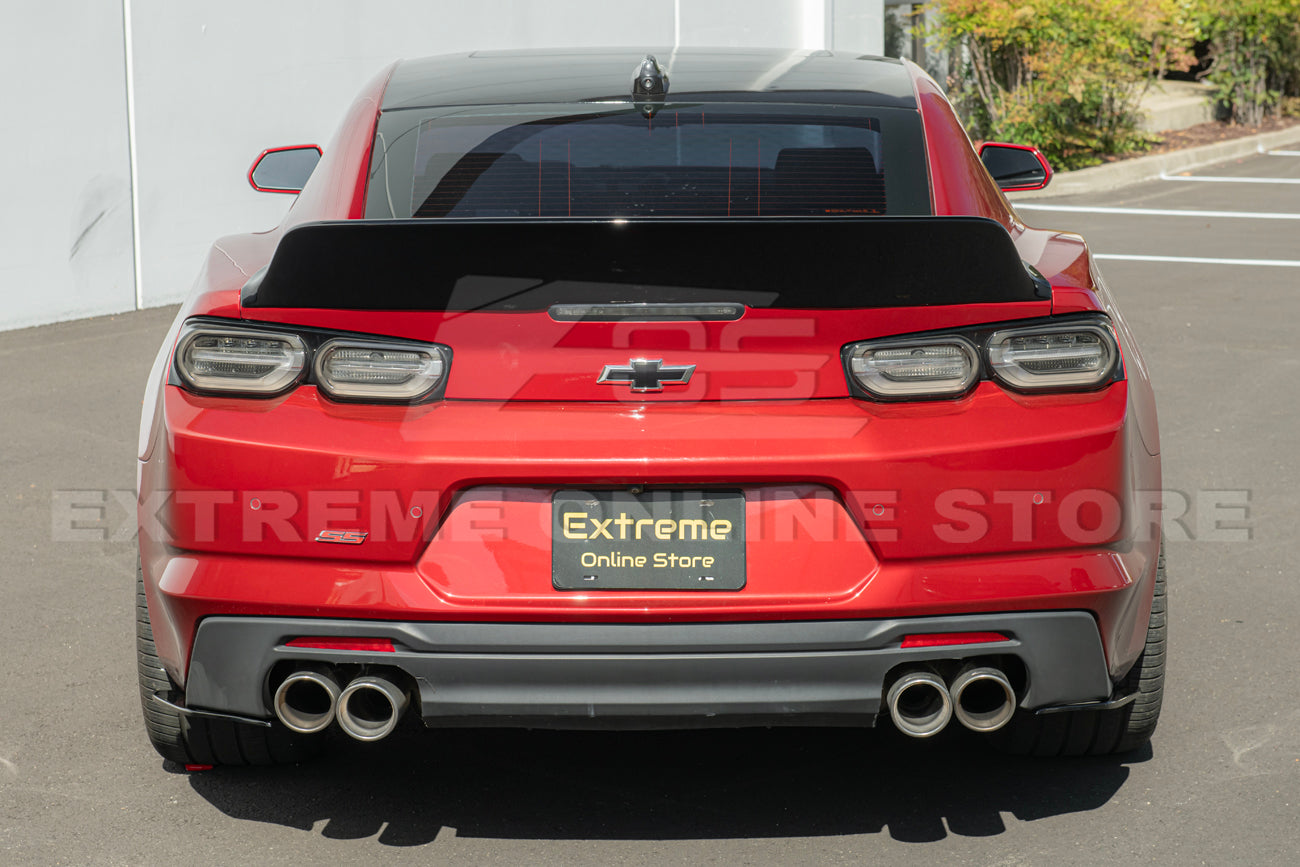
[[926, 0, 1195, 169], [1193, 0, 1300, 124]]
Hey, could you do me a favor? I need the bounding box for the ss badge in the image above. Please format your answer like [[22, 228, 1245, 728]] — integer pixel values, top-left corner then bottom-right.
[[315, 529, 368, 545]]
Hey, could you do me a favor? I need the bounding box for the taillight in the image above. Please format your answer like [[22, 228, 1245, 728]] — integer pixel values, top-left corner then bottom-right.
[[845, 337, 979, 399], [172, 318, 451, 402], [174, 323, 306, 395], [987, 323, 1118, 391], [314, 339, 448, 402], [843, 316, 1122, 400]]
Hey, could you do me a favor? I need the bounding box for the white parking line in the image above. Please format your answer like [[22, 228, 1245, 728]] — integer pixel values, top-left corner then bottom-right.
[[1159, 173, 1300, 184], [1095, 253, 1300, 268], [1016, 204, 1300, 220], [1265, 150, 1300, 156]]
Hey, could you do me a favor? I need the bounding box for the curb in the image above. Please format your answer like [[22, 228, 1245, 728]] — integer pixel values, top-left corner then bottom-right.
[[1007, 125, 1300, 200]]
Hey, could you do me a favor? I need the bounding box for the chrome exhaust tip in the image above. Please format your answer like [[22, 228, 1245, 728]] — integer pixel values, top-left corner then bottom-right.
[[950, 665, 1016, 733], [273, 666, 341, 734], [886, 670, 953, 738], [336, 675, 408, 742]]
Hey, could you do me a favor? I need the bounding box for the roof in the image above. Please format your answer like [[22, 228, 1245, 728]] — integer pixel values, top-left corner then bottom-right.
[[381, 48, 918, 111]]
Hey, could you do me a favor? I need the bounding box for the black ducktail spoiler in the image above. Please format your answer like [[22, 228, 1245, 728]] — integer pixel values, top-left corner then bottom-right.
[[241, 218, 1050, 311]]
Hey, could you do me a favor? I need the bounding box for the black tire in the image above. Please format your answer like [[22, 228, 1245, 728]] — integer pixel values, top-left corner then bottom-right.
[[136, 559, 323, 765], [991, 540, 1167, 756]]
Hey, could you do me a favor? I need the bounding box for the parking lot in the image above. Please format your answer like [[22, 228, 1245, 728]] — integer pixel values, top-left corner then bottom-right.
[[2, 145, 1299, 865]]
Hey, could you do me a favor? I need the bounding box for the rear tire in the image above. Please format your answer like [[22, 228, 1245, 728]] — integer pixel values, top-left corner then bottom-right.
[[136, 558, 322, 765], [992, 540, 1167, 756]]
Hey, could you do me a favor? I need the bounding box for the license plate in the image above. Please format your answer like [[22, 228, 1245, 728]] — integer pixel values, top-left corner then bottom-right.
[[552, 489, 745, 591]]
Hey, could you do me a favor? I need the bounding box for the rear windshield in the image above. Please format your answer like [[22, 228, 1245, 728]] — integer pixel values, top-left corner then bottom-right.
[[365, 103, 930, 219]]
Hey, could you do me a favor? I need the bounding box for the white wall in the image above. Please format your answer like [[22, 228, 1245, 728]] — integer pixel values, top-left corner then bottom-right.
[[1, 3, 136, 330], [835, 0, 887, 55], [128, 0, 681, 309], [1, 0, 884, 330]]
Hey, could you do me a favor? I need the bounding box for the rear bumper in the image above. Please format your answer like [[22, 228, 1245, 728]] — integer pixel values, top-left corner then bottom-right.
[[141, 383, 1162, 686], [184, 612, 1113, 728]]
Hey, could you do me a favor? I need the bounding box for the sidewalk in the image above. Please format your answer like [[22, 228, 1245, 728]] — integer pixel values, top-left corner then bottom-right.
[[1008, 124, 1300, 200], [1138, 80, 1215, 133]]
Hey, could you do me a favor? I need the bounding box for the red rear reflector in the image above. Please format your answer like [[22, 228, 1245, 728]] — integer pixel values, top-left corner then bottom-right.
[[184, 763, 214, 772], [900, 632, 1009, 648], [285, 637, 396, 652]]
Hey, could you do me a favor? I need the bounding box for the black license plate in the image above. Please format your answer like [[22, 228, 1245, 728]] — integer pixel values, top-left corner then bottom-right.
[[552, 489, 745, 591]]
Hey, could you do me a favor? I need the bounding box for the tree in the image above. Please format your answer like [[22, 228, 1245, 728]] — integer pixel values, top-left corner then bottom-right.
[[1193, 0, 1300, 124], [926, 0, 1195, 168]]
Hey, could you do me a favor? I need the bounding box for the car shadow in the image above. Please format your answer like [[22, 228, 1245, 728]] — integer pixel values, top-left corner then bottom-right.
[[183, 719, 1148, 846]]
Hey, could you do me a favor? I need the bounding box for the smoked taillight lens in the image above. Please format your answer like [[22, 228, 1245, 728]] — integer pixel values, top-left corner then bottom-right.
[[987, 323, 1118, 391], [174, 323, 306, 395], [313, 340, 448, 402], [846, 337, 979, 399]]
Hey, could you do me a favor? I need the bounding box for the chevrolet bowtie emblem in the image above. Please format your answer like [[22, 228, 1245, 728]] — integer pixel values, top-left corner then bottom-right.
[[597, 358, 696, 392]]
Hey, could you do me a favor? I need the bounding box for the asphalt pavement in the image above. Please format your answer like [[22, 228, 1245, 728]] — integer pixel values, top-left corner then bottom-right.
[[2, 147, 1299, 865]]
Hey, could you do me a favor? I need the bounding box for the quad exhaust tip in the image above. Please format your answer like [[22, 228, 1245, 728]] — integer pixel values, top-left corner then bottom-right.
[[273, 667, 341, 734], [886, 670, 953, 738], [950, 665, 1016, 733], [336, 675, 409, 742]]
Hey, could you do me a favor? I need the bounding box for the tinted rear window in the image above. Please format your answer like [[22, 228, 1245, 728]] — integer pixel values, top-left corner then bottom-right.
[[365, 104, 930, 219]]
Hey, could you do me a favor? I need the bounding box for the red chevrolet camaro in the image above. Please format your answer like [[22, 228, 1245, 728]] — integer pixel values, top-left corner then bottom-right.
[[136, 49, 1165, 766]]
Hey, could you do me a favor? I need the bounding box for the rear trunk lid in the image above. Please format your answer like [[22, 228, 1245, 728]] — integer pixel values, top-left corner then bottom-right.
[[240, 218, 1051, 401]]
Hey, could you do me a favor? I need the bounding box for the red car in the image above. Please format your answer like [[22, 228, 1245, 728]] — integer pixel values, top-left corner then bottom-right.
[[136, 49, 1165, 766]]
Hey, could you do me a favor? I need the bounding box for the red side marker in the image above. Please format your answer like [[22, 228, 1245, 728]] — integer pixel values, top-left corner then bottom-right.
[[286, 637, 396, 653], [900, 632, 1010, 648]]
